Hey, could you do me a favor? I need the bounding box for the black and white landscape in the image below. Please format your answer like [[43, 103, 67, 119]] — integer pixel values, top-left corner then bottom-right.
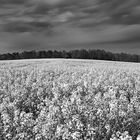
[[0, 0, 140, 140]]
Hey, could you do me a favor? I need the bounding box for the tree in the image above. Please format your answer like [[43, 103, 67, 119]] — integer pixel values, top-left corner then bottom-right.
[[0, 49, 140, 63]]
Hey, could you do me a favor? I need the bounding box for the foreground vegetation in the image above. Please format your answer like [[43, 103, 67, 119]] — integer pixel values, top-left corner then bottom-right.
[[0, 59, 140, 140]]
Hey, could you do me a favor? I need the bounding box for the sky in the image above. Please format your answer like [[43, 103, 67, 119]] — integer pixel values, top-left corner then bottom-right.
[[0, 0, 140, 54]]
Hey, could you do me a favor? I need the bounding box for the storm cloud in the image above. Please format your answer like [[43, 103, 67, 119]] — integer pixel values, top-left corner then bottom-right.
[[0, 0, 140, 54]]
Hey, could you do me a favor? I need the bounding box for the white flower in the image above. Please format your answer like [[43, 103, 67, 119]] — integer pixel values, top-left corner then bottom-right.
[[137, 135, 140, 140], [71, 131, 81, 139], [105, 124, 110, 133]]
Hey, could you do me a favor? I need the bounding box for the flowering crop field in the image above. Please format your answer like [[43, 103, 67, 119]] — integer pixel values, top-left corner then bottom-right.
[[0, 59, 140, 140]]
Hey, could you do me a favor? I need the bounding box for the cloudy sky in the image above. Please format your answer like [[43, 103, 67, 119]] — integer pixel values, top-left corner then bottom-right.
[[0, 0, 140, 54]]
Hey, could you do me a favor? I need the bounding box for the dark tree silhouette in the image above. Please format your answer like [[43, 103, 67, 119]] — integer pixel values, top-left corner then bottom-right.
[[0, 49, 140, 63]]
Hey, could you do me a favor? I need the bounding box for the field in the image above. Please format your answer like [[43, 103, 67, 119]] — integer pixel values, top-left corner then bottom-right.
[[0, 59, 140, 140]]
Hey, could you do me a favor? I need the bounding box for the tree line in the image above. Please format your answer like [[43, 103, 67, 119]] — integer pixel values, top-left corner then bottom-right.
[[0, 49, 140, 62]]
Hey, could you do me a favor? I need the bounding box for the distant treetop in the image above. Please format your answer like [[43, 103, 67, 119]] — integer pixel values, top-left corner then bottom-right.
[[0, 49, 139, 63]]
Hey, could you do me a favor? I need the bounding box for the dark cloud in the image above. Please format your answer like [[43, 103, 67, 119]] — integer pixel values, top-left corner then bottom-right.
[[97, 0, 140, 25], [0, 0, 140, 54], [28, 4, 51, 15], [3, 21, 51, 33], [0, 0, 27, 5]]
